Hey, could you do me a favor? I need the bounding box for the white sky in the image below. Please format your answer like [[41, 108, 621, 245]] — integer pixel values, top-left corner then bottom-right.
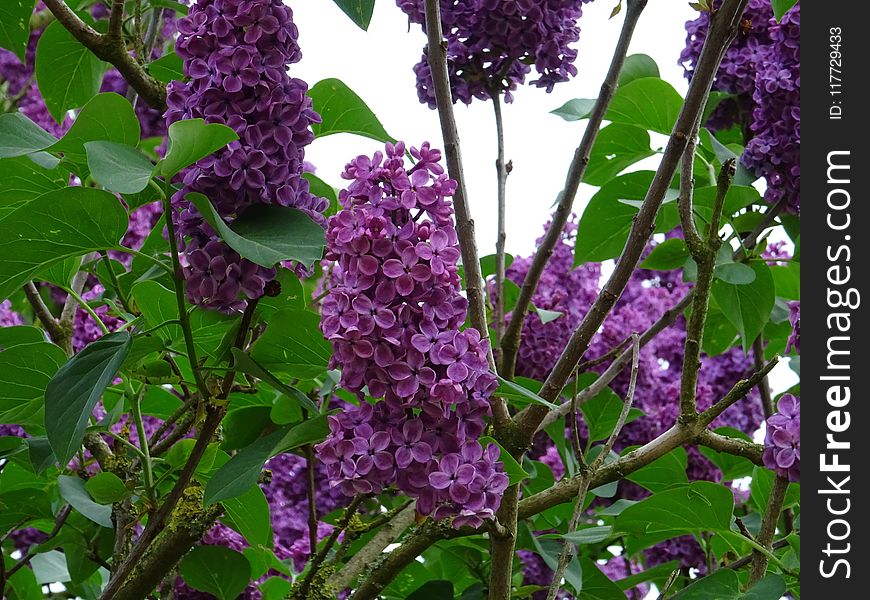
[[291, 0, 798, 394], [292, 0, 697, 255]]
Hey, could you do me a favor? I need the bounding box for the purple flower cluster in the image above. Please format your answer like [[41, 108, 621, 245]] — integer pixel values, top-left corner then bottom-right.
[[166, 0, 327, 311], [0, 300, 22, 327], [763, 393, 800, 482], [786, 300, 799, 354], [681, 1, 800, 211], [397, 0, 595, 106], [316, 142, 506, 528], [502, 217, 601, 380]]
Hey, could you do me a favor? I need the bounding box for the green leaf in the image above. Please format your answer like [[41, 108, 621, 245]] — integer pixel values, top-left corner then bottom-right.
[[615, 481, 734, 536], [85, 472, 130, 504], [579, 375, 643, 442], [574, 171, 655, 265], [640, 238, 689, 270], [671, 569, 740, 599], [584, 124, 655, 186], [698, 428, 755, 481], [256, 267, 306, 319], [406, 580, 454, 600], [179, 546, 251, 600], [0, 0, 32, 60], [479, 253, 514, 279], [771, 0, 798, 21], [0, 156, 67, 211], [188, 192, 325, 269], [531, 536, 583, 593], [533, 306, 563, 325], [479, 436, 529, 486], [495, 376, 558, 410], [618, 54, 660, 86], [222, 485, 273, 547], [49, 93, 141, 164], [85, 141, 154, 194], [742, 575, 787, 600], [30, 550, 71, 584], [36, 19, 105, 124], [303, 172, 339, 217], [250, 309, 332, 378], [605, 78, 683, 135], [45, 332, 132, 465], [259, 576, 293, 599], [578, 558, 629, 600], [309, 78, 394, 142], [550, 98, 596, 122], [204, 415, 330, 505], [230, 348, 319, 414], [714, 262, 756, 285], [0, 186, 128, 300], [770, 263, 800, 300], [0, 113, 58, 159], [0, 325, 51, 350], [57, 475, 113, 528], [0, 342, 68, 429], [147, 51, 184, 83], [156, 119, 239, 179], [625, 448, 688, 492], [711, 261, 775, 352], [546, 525, 615, 545], [330, 0, 376, 30]]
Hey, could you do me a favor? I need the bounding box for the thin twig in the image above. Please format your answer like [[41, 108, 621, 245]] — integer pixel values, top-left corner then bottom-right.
[[499, 0, 648, 379], [492, 91, 509, 359], [23, 282, 65, 345], [546, 334, 640, 600], [41, 0, 167, 109], [305, 439, 319, 561], [749, 475, 789, 583], [752, 336, 774, 418], [3, 506, 72, 580], [422, 0, 500, 382], [515, 0, 751, 440]]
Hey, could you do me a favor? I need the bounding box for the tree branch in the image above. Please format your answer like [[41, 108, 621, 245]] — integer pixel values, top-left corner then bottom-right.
[[749, 475, 789, 583], [499, 0, 648, 379], [492, 91, 509, 362], [679, 160, 734, 419], [422, 0, 509, 429], [23, 282, 66, 347], [514, 0, 750, 439], [41, 0, 167, 110]]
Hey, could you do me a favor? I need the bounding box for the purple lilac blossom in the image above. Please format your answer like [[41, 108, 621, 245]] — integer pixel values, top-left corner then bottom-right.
[[786, 300, 799, 354], [166, 0, 327, 311], [0, 300, 23, 327], [762, 393, 800, 482], [71, 285, 126, 352], [397, 0, 595, 106], [681, 1, 800, 211], [509, 222, 765, 576], [316, 141, 507, 528]]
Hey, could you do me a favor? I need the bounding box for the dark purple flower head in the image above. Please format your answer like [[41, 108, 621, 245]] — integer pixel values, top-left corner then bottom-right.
[[316, 142, 502, 527], [397, 0, 595, 106], [786, 300, 800, 354], [681, 1, 800, 211], [763, 393, 800, 482], [167, 0, 326, 311]]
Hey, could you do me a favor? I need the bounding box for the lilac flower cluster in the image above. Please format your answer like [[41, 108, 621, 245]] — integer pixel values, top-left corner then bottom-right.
[[502, 218, 601, 380], [166, 0, 327, 311], [0, 300, 22, 327], [518, 550, 649, 599], [397, 0, 595, 106], [786, 300, 799, 354], [316, 142, 507, 528], [508, 223, 766, 579], [680, 1, 800, 211], [763, 393, 800, 482]]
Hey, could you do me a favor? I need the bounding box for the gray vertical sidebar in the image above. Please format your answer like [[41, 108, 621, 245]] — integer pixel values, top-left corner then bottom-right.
[[802, 2, 866, 596]]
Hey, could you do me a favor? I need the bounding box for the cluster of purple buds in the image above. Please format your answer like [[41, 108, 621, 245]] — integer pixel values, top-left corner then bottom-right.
[[762, 393, 800, 482], [397, 0, 595, 106], [316, 141, 507, 528], [786, 300, 799, 354], [166, 0, 327, 311], [680, 0, 800, 211]]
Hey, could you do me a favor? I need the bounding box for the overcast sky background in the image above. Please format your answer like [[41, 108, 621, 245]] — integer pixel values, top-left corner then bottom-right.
[[290, 0, 798, 395]]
